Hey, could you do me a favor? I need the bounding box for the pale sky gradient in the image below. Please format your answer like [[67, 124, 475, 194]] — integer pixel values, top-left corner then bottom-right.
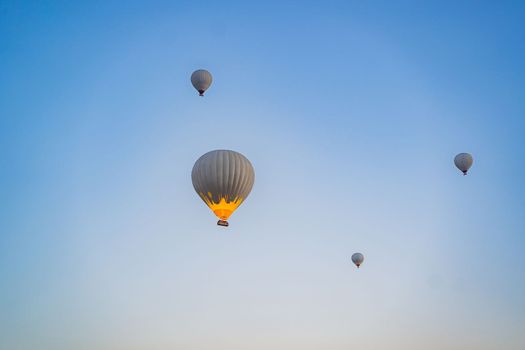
[[1, 1, 525, 349]]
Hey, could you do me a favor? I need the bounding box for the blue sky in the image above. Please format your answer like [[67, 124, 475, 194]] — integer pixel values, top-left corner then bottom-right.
[[1, 1, 525, 349]]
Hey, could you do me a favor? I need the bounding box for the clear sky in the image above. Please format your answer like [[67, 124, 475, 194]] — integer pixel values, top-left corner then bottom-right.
[[1, 1, 525, 349]]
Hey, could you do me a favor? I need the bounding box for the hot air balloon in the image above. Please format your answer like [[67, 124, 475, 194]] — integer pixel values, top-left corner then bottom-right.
[[191, 69, 213, 96], [454, 153, 473, 175], [192, 150, 255, 226], [352, 253, 364, 268]]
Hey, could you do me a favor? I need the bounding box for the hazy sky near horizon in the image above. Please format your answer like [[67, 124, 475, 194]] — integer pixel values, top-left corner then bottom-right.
[[1, 1, 525, 349]]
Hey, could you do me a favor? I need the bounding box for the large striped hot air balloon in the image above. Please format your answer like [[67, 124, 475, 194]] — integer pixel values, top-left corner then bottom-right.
[[191, 150, 255, 226], [191, 69, 213, 96]]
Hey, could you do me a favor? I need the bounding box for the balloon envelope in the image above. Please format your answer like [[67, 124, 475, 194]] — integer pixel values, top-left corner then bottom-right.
[[191, 69, 213, 96], [351, 253, 364, 268], [454, 153, 473, 175], [192, 150, 255, 225]]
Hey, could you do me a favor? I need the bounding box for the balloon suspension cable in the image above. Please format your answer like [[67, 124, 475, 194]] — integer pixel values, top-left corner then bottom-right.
[[217, 220, 229, 227]]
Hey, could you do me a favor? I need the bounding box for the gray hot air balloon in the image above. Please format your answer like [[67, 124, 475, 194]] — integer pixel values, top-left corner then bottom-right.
[[192, 150, 255, 226], [351, 253, 364, 268], [191, 69, 213, 96], [454, 153, 473, 175]]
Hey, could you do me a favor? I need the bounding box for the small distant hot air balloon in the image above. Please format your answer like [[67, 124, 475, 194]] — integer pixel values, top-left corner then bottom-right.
[[191, 69, 213, 96], [454, 153, 473, 175], [192, 150, 255, 226], [351, 253, 364, 268]]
